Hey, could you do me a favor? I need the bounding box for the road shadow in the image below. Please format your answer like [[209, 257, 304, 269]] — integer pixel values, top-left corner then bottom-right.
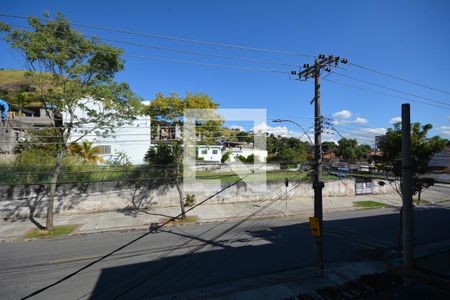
[[87, 207, 450, 299]]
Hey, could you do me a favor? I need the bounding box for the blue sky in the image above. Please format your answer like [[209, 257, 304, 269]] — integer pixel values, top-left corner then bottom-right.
[[0, 0, 449, 143]]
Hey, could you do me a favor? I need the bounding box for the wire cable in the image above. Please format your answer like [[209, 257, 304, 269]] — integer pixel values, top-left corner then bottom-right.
[[111, 182, 301, 299], [2, 22, 303, 68], [0, 13, 314, 58], [20, 162, 267, 299], [331, 71, 450, 107], [322, 78, 450, 110], [124, 53, 289, 74], [350, 62, 450, 96]]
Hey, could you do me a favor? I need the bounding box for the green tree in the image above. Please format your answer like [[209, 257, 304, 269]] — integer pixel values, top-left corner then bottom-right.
[[267, 134, 308, 165], [322, 141, 337, 155], [336, 138, 358, 161], [375, 122, 447, 201], [144, 92, 222, 218], [0, 13, 142, 230], [356, 144, 372, 160], [221, 151, 231, 163], [68, 141, 105, 164], [144, 143, 185, 217], [145, 92, 223, 144]]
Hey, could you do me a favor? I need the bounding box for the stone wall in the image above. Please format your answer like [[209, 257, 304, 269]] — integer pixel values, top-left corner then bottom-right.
[[0, 178, 396, 219]]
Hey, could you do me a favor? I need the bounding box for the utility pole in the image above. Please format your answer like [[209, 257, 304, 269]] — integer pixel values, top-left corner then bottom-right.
[[292, 55, 348, 277], [401, 103, 414, 284]]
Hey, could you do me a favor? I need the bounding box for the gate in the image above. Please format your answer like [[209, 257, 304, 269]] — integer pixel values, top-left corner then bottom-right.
[[355, 178, 373, 195]]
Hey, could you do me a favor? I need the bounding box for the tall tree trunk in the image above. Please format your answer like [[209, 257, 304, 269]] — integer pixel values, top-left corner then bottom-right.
[[175, 180, 185, 219], [175, 163, 185, 219], [46, 146, 64, 231]]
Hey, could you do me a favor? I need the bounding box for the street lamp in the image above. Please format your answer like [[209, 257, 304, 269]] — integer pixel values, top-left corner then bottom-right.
[[272, 119, 313, 144]]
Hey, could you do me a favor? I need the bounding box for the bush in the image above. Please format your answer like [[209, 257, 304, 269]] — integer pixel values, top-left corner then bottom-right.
[[185, 193, 196, 207], [221, 151, 231, 163]]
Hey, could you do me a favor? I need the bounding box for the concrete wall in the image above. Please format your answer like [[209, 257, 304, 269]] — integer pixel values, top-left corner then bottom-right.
[[0, 178, 396, 219], [194, 163, 284, 172]]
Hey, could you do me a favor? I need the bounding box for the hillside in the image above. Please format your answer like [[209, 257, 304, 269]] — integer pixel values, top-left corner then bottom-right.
[[0, 69, 51, 107], [0, 70, 29, 90]]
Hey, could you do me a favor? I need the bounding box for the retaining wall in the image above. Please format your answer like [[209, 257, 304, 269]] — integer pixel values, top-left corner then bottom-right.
[[0, 178, 396, 219]]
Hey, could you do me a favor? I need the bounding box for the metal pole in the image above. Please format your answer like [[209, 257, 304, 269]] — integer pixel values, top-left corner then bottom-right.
[[313, 59, 325, 277], [285, 178, 289, 216], [401, 103, 414, 283]]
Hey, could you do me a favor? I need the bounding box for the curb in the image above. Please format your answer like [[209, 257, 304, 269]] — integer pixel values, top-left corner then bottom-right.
[[0, 204, 405, 243]]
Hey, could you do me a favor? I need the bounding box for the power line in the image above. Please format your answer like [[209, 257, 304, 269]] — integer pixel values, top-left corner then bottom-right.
[[103, 37, 301, 67], [2, 22, 303, 68], [331, 71, 450, 107], [0, 23, 291, 75], [350, 62, 450, 96], [0, 13, 314, 58], [322, 77, 450, 110], [76, 190, 285, 299], [20, 162, 267, 299], [124, 53, 289, 74], [110, 181, 302, 299]]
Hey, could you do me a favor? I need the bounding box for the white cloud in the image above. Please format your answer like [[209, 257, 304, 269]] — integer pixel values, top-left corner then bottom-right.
[[389, 117, 402, 124], [438, 125, 450, 136], [333, 110, 352, 119], [253, 122, 288, 136], [252, 122, 313, 143], [354, 117, 368, 125], [360, 128, 387, 136], [333, 119, 351, 125], [228, 125, 245, 131], [332, 127, 386, 146], [333, 117, 368, 125]]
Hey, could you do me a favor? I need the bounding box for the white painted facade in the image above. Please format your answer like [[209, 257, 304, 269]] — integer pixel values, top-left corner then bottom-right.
[[227, 147, 268, 162], [197, 145, 223, 162], [65, 99, 151, 165]]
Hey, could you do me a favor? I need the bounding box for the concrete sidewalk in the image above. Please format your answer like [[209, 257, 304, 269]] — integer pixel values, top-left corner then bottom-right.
[[0, 193, 402, 242]]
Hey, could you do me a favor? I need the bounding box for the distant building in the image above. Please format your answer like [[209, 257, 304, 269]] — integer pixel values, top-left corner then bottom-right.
[[323, 152, 336, 160], [197, 145, 223, 162], [374, 135, 386, 151], [228, 147, 267, 162], [66, 99, 151, 165], [0, 104, 55, 154]]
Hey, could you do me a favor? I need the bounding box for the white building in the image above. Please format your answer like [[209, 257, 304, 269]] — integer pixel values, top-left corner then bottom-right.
[[197, 145, 223, 162], [65, 99, 151, 165], [226, 147, 267, 162]]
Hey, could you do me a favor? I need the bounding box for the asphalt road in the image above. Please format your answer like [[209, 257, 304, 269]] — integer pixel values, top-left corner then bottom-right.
[[1, 206, 450, 300]]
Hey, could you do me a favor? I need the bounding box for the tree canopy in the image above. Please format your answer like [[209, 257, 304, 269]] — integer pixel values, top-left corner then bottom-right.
[[267, 134, 309, 164], [374, 122, 447, 200], [336, 138, 372, 162], [0, 12, 142, 230], [145, 92, 223, 144]]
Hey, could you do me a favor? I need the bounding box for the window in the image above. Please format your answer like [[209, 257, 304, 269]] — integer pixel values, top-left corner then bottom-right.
[[212, 149, 218, 154], [98, 145, 111, 154], [201, 150, 207, 154]]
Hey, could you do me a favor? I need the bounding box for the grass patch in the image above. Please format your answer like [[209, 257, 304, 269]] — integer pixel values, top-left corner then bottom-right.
[[196, 170, 338, 184], [24, 224, 78, 239], [159, 215, 199, 225], [413, 198, 430, 205], [353, 201, 387, 209]]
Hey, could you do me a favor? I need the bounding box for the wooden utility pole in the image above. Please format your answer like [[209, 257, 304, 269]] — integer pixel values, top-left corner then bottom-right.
[[401, 103, 414, 283], [292, 55, 348, 277]]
